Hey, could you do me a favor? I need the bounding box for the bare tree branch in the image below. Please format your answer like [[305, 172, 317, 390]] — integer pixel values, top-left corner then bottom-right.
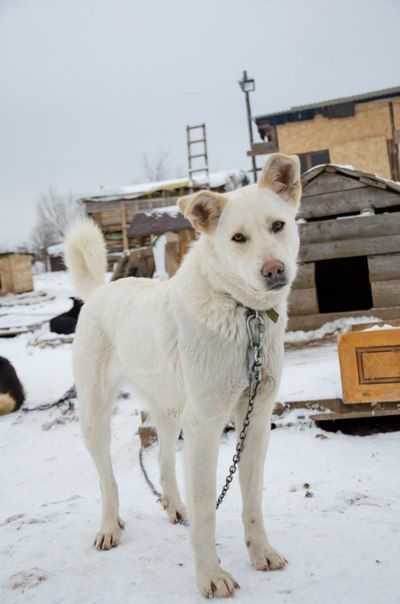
[[142, 149, 171, 182], [30, 187, 82, 258]]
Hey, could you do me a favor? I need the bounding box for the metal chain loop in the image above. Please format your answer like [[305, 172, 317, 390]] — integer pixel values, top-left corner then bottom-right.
[[216, 309, 265, 509]]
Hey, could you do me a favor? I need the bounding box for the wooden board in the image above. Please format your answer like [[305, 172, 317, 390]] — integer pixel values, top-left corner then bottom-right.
[[299, 212, 400, 244], [351, 320, 400, 332], [299, 186, 400, 220], [302, 172, 367, 197], [288, 306, 400, 332], [292, 262, 315, 289], [338, 328, 400, 404], [371, 280, 400, 307], [282, 397, 400, 414], [300, 234, 400, 262], [85, 196, 178, 215], [310, 408, 400, 422], [368, 253, 400, 282], [138, 426, 157, 448], [288, 287, 318, 315]]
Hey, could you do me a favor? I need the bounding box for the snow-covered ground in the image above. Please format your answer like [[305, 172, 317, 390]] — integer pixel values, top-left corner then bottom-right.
[[0, 273, 399, 603]]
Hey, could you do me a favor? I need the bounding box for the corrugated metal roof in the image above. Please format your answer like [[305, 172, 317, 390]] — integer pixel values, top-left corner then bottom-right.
[[255, 85, 400, 122]]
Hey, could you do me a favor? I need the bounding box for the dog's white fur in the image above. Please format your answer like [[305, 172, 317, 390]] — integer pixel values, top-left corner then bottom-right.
[[65, 153, 301, 598]]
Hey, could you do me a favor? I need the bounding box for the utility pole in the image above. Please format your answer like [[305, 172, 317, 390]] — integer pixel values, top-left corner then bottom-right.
[[238, 70, 258, 183]]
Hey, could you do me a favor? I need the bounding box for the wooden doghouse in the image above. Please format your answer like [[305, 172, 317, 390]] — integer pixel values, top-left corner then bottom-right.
[[289, 164, 400, 331], [0, 253, 33, 296], [47, 243, 65, 272], [128, 206, 195, 278]]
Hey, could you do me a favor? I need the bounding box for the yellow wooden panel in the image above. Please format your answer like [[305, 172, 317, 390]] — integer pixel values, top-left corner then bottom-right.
[[338, 328, 400, 404]]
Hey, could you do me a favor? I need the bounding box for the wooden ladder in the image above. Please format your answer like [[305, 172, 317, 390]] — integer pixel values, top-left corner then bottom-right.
[[186, 123, 209, 188]]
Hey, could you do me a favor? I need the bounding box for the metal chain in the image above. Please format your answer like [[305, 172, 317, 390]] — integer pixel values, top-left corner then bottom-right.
[[22, 386, 77, 413], [138, 447, 162, 499], [138, 307, 267, 510], [216, 309, 265, 509]]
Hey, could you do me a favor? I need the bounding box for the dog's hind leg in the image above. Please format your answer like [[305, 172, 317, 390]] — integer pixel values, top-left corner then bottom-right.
[[151, 410, 187, 524], [77, 356, 125, 551]]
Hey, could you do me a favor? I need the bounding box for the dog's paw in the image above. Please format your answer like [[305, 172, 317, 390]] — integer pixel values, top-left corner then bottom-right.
[[93, 517, 125, 550], [158, 496, 188, 525], [248, 542, 287, 571], [197, 568, 240, 598]]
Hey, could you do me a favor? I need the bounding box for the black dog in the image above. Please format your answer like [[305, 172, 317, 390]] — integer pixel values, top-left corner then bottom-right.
[[50, 297, 83, 335], [0, 357, 25, 415]]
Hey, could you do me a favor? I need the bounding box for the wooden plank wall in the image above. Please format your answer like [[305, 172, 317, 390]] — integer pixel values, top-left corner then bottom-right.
[[289, 262, 318, 315], [299, 212, 400, 262], [300, 178, 400, 220], [368, 253, 400, 307]]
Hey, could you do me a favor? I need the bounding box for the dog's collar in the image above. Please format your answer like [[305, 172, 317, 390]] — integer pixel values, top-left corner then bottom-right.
[[234, 300, 279, 324], [246, 306, 279, 323]]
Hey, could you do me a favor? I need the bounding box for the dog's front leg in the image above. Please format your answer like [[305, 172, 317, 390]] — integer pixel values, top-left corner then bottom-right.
[[235, 394, 287, 572], [183, 409, 240, 598]]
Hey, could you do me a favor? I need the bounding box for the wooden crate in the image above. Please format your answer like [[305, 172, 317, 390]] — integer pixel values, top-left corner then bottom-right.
[[338, 328, 400, 404]]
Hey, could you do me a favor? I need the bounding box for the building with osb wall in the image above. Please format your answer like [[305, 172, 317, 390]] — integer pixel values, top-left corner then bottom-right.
[[0, 253, 33, 296], [251, 86, 400, 180]]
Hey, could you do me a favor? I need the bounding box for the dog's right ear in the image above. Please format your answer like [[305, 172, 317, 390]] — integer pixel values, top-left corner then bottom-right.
[[178, 191, 227, 233]]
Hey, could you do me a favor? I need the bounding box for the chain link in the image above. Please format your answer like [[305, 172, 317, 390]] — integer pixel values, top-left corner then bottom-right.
[[216, 309, 265, 509]]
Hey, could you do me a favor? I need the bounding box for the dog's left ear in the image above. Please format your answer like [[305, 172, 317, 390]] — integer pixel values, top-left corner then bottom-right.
[[178, 190, 227, 233], [258, 153, 301, 208]]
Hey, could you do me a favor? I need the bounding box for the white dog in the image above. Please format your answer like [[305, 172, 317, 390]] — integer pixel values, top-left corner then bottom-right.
[[65, 153, 301, 598]]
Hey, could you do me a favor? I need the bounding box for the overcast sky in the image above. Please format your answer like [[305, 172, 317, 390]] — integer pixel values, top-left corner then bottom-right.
[[1, 0, 399, 243]]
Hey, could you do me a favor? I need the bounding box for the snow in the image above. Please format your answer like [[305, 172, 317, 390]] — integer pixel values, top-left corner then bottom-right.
[[144, 204, 180, 218], [364, 324, 396, 332], [0, 272, 399, 603], [47, 243, 64, 255], [152, 235, 168, 281], [284, 316, 382, 346], [81, 170, 246, 202]]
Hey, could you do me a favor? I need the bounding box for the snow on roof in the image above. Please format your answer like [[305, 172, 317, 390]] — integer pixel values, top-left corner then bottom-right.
[[0, 245, 33, 256], [143, 205, 180, 218], [47, 243, 64, 255], [128, 205, 190, 238], [79, 170, 246, 203]]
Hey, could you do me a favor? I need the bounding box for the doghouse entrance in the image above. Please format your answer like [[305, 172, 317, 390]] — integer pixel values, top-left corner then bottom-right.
[[315, 256, 373, 313]]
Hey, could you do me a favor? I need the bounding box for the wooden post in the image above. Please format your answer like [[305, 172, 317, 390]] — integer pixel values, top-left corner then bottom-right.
[[388, 101, 400, 181], [120, 200, 128, 251]]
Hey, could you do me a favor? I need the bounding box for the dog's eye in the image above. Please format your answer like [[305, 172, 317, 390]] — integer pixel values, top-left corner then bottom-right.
[[232, 233, 247, 243], [272, 221, 285, 233]]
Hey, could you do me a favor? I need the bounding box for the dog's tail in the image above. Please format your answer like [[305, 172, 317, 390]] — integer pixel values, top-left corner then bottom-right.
[[64, 217, 107, 301]]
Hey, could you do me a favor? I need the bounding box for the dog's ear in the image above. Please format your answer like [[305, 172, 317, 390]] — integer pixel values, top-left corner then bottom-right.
[[178, 190, 227, 233], [258, 153, 301, 207]]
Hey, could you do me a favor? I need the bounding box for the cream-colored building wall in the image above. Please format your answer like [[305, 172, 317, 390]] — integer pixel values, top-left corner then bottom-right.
[[0, 255, 33, 295], [393, 100, 400, 129], [276, 98, 400, 178], [0, 257, 13, 296], [330, 136, 392, 179]]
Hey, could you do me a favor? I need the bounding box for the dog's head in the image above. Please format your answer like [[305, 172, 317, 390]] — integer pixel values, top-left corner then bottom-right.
[[178, 153, 301, 309]]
